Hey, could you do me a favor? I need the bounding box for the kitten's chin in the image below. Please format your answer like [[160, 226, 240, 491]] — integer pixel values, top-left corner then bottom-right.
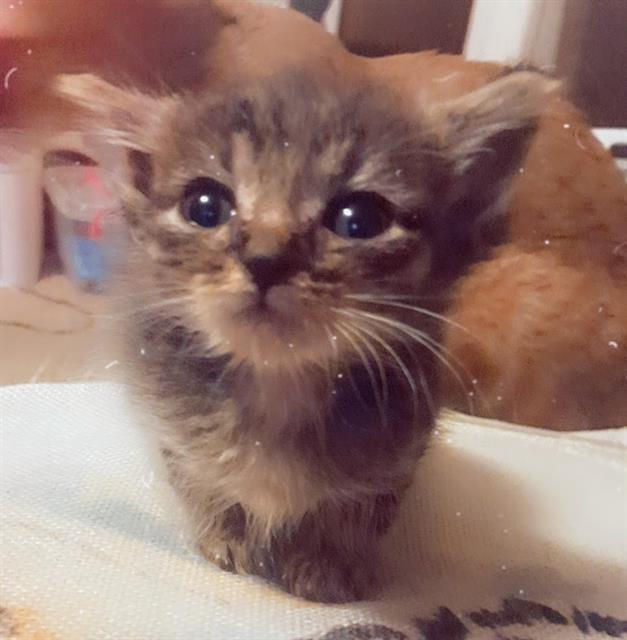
[[207, 285, 335, 368], [238, 285, 305, 325]]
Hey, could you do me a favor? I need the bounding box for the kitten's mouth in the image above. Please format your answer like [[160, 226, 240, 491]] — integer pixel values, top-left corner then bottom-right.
[[200, 285, 336, 366], [238, 285, 303, 324]]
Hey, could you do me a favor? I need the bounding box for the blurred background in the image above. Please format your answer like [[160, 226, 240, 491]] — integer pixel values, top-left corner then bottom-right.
[[295, 0, 627, 126], [0, 0, 625, 387]]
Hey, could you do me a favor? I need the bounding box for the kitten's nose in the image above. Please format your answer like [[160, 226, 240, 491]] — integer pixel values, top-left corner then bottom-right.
[[243, 255, 295, 295]]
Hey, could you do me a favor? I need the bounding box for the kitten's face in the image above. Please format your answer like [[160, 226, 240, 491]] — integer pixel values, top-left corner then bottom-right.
[[127, 77, 440, 367], [59, 70, 553, 371]]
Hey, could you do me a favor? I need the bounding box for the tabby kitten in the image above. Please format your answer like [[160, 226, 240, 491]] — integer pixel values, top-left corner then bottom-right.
[[57, 68, 554, 602]]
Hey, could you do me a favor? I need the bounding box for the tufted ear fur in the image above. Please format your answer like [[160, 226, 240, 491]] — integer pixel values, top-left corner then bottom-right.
[[428, 71, 558, 170], [53, 73, 179, 198], [54, 73, 173, 152], [422, 70, 559, 275]]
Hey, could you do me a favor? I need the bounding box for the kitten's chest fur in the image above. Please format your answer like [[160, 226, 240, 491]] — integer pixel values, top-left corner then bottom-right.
[[127, 319, 427, 529]]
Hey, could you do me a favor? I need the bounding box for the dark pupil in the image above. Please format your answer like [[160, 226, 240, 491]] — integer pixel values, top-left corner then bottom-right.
[[182, 178, 233, 228], [324, 192, 393, 239]]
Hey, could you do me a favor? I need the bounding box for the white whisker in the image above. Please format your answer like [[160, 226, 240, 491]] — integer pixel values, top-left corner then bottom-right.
[[346, 294, 477, 341], [340, 307, 477, 413], [336, 322, 387, 426], [105, 294, 193, 319], [341, 320, 389, 411], [349, 312, 438, 418], [335, 310, 419, 409]]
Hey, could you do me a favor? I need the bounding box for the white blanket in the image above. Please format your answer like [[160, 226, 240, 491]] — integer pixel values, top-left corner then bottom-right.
[[1, 383, 626, 639]]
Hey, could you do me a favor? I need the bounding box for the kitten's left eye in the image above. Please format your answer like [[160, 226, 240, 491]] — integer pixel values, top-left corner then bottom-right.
[[323, 191, 394, 239], [180, 177, 235, 228]]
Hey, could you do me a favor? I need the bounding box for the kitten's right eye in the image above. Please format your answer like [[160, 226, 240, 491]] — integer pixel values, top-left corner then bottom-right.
[[180, 177, 236, 228]]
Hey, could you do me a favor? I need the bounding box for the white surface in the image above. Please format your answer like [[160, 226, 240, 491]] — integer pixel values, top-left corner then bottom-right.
[[322, 0, 343, 35], [0, 131, 43, 288], [2, 383, 626, 638], [464, 0, 566, 67], [593, 128, 627, 149], [593, 128, 627, 179], [255, 0, 289, 7]]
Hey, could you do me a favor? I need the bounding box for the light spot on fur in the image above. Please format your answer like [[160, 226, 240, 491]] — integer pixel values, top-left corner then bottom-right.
[[317, 139, 351, 176], [218, 448, 238, 464], [159, 207, 192, 231]]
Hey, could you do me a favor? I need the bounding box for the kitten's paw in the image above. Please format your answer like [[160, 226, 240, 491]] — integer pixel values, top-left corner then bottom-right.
[[198, 537, 235, 572], [282, 552, 376, 604], [197, 504, 249, 572], [198, 537, 252, 574]]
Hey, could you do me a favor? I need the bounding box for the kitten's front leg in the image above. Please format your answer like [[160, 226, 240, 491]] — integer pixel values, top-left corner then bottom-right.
[[161, 452, 252, 573], [195, 503, 252, 574], [197, 494, 398, 603], [279, 545, 376, 603], [197, 511, 378, 603], [167, 440, 402, 602], [274, 494, 400, 603], [197, 496, 388, 603]]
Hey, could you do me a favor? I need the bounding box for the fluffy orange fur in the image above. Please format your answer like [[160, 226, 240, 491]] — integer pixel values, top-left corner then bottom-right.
[[369, 52, 627, 429]]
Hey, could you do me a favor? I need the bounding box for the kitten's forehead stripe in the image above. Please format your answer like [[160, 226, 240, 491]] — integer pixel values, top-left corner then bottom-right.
[[152, 72, 428, 220], [232, 98, 265, 155], [133, 70, 442, 292]]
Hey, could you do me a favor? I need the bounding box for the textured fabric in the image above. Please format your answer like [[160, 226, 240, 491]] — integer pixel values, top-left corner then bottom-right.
[[1, 383, 626, 639]]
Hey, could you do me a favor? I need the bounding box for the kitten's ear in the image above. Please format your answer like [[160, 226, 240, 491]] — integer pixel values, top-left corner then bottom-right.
[[54, 73, 169, 151], [424, 71, 558, 270], [428, 71, 558, 174]]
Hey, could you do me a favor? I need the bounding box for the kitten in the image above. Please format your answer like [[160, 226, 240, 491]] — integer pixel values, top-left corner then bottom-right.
[[56, 67, 554, 602]]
